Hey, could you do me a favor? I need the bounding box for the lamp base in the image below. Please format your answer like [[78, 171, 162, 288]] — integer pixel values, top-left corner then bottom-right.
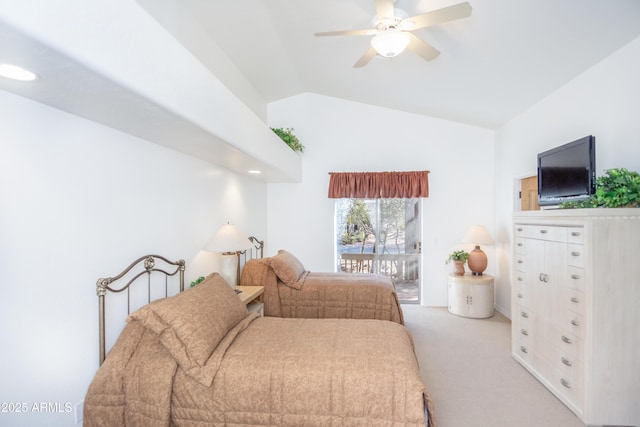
[[467, 245, 488, 276], [219, 253, 238, 289]]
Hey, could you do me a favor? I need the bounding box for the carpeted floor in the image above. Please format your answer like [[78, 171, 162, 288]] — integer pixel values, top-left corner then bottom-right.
[[402, 305, 585, 427]]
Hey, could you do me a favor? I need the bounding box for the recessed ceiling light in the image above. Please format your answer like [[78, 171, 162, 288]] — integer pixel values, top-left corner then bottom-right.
[[248, 170, 262, 174], [0, 64, 38, 81]]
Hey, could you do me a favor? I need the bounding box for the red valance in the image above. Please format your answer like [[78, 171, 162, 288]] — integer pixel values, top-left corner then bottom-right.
[[328, 171, 430, 199]]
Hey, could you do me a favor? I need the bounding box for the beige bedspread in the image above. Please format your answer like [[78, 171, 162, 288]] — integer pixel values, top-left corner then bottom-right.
[[85, 315, 434, 426], [240, 258, 404, 324]]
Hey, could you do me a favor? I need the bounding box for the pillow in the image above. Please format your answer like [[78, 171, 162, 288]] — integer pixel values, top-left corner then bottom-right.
[[268, 249, 306, 284], [128, 273, 248, 371]]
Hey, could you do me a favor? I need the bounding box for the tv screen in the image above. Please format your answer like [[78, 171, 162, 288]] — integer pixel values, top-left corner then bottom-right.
[[537, 135, 596, 206]]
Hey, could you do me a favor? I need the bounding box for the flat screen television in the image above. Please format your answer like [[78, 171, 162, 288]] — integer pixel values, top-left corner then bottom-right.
[[537, 135, 596, 206]]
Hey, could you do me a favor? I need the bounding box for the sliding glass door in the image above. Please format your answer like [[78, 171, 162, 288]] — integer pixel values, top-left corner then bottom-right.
[[335, 198, 421, 303]]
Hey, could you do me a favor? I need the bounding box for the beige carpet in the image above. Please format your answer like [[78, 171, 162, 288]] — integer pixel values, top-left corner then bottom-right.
[[402, 306, 584, 427]]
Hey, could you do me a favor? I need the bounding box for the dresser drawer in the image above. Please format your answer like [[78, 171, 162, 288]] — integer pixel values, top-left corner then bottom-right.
[[560, 311, 584, 339], [564, 288, 585, 317], [567, 228, 585, 244], [567, 266, 586, 292], [514, 284, 527, 307], [555, 329, 583, 359], [514, 254, 527, 272], [517, 307, 533, 324], [567, 244, 585, 268], [515, 338, 531, 362], [514, 270, 526, 289], [516, 320, 532, 343], [551, 344, 582, 382], [523, 225, 568, 242], [551, 369, 583, 410]]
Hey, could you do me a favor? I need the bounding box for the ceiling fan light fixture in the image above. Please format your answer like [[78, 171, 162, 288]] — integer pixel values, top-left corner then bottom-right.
[[370, 30, 410, 58]]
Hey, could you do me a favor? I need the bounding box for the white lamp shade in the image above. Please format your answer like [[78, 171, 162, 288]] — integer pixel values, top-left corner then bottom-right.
[[205, 222, 252, 253], [370, 30, 411, 58], [461, 225, 494, 246]]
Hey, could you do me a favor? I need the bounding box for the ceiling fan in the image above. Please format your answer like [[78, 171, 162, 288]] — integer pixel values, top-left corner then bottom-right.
[[314, 0, 472, 68]]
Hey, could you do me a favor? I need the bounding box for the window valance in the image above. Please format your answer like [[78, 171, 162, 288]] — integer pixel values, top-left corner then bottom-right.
[[328, 171, 430, 199]]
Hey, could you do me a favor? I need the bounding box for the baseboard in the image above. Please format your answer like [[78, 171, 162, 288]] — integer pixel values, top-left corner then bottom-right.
[[494, 304, 511, 320]]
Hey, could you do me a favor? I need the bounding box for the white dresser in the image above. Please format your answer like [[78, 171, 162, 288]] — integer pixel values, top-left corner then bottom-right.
[[512, 209, 640, 427]]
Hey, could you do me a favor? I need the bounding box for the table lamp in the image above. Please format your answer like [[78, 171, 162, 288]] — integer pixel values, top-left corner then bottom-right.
[[461, 225, 494, 276], [205, 222, 252, 288]]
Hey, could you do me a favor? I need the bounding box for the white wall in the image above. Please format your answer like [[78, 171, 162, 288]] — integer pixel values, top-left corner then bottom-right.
[[267, 93, 495, 306], [0, 90, 266, 426], [494, 35, 640, 316]]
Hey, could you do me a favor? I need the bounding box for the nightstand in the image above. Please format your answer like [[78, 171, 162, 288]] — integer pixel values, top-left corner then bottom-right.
[[236, 285, 264, 316], [448, 273, 494, 318]]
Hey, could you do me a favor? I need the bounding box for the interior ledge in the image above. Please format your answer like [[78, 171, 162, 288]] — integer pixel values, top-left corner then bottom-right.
[[0, 0, 301, 182]]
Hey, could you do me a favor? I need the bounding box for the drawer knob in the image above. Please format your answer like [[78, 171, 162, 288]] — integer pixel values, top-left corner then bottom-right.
[[561, 357, 573, 367], [561, 335, 573, 344], [571, 319, 580, 327], [517, 228, 523, 232], [571, 251, 581, 257], [571, 274, 580, 280], [517, 293, 523, 299], [571, 231, 581, 237], [560, 378, 572, 389], [571, 297, 580, 303], [520, 346, 528, 354], [540, 229, 548, 234], [520, 329, 529, 336], [521, 312, 529, 318], [517, 243, 523, 247], [517, 277, 523, 282], [517, 260, 523, 264]]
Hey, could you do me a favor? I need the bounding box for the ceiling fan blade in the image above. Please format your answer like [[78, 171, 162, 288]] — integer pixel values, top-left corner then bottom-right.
[[375, 0, 395, 21], [403, 2, 472, 30], [407, 33, 440, 61], [354, 47, 378, 68], [315, 28, 378, 37]]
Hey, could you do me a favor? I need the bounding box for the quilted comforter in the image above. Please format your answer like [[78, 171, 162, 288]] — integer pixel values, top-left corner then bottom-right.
[[240, 258, 404, 324], [85, 316, 434, 426], [84, 273, 433, 426]]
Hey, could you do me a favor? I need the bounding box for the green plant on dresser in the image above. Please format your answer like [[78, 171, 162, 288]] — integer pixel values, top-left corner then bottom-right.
[[561, 168, 640, 208]]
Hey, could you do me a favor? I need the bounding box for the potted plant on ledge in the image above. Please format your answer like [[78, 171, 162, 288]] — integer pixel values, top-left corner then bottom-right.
[[271, 127, 305, 153], [446, 250, 470, 276]]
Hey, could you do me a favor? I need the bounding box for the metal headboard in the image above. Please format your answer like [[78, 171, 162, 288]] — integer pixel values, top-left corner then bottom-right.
[[236, 236, 265, 282], [96, 254, 185, 365], [248, 236, 264, 259]]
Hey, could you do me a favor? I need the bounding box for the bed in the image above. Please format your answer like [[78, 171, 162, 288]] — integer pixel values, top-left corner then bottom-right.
[[240, 249, 404, 324], [84, 255, 435, 426]]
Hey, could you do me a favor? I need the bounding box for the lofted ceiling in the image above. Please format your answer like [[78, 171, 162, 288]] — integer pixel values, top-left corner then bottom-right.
[[1, 0, 640, 183], [150, 0, 640, 129]]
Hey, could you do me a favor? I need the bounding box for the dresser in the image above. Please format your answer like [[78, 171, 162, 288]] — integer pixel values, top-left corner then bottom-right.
[[448, 273, 494, 318], [512, 209, 640, 426]]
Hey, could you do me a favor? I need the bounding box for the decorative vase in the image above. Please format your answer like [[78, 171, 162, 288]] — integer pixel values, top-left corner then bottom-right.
[[453, 261, 465, 276]]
